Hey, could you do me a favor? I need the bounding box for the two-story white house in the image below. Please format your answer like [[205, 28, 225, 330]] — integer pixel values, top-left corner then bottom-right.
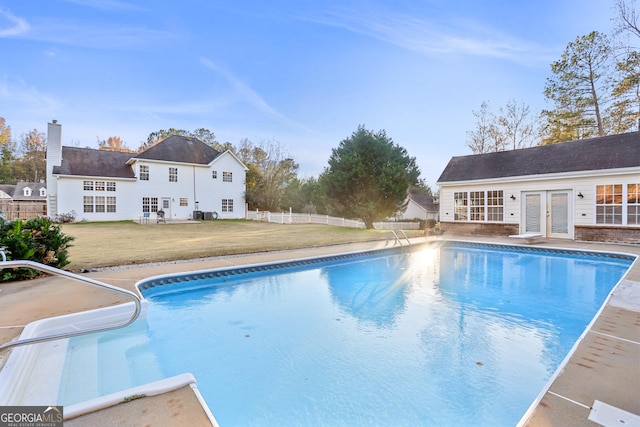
[[46, 120, 248, 222]]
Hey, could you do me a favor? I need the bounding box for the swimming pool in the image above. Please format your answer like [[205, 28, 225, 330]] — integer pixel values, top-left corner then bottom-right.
[[57, 242, 633, 426]]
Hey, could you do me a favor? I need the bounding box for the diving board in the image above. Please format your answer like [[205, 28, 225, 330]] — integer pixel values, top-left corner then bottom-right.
[[508, 233, 543, 244]]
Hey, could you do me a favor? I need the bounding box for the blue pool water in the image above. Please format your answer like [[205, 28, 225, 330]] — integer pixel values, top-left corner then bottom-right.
[[59, 243, 633, 426]]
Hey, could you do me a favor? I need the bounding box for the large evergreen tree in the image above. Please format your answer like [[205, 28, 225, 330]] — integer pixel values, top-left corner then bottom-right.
[[319, 125, 420, 229]]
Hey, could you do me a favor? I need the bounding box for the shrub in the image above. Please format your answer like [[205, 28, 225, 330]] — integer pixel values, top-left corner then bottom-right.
[[425, 219, 437, 229], [55, 210, 77, 223], [0, 216, 74, 282]]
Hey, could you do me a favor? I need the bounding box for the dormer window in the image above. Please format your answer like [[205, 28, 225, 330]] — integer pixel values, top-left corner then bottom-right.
[[39, 188, 46, 197], [23, 187, 32, 197]]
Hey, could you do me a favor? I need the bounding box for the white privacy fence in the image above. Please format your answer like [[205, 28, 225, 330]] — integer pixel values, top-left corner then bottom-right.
[[246, 210, 421, 230]]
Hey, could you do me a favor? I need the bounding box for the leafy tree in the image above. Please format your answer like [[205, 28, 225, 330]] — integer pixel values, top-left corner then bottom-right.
[[319, 125, 420, 229], [140, 128, 227, 152], [0, 118, 17, 183], [237, 138, 299, 211], [15, 129, 46, 182], [410, 178, 433, 196], [98, 136, 135, 153], [542, 31, 613, 143]]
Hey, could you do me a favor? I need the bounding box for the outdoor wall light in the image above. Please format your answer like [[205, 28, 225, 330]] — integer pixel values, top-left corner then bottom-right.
[[510, 194, 516, 200], [578, 192, 584, 199]]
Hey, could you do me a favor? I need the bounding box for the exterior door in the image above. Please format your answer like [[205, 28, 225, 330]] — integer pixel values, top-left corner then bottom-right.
[[161, 198, 171, 219], [524, 193, 543, 234], [547, 191, 572, 239], [522, 191, 572, 239]]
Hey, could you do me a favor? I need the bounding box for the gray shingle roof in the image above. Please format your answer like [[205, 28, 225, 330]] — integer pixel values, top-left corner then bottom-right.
[[53, 147, 136, 178], [437, 132, 640, 183], [13, 182, 47, 200], [409, 193, 439, 212], [52, 136, 222, 178], [134, 135, 220, 164]]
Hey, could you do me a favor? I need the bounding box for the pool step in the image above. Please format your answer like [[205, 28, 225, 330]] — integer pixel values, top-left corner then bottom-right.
[[59, 322, 163, 405]]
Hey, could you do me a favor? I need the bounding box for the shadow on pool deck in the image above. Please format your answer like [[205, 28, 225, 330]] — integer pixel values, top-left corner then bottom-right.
[[0, 236, 638, 426]]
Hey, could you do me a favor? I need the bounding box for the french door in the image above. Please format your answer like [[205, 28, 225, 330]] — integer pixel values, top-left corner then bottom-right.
[[522, 191, 572, 239]]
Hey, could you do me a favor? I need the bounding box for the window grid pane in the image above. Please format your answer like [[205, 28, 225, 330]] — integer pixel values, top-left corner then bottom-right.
[[223, 172, 232, 182], [596, 185, 623, 224], [469, 191, 485, 221], [628, 184, 640, 225], [83, 196, 94, 213], [95, 196, 105, 212], [142, 197, 159, 213], [169, 167, 178, 182], [140, 165, 149, 181], [107, 197, 116, 213], [486, 190, 504, 222], [454, 192, 467, 221]]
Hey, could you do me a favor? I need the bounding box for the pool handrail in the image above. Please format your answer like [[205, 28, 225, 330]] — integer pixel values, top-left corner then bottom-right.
[[385, 230, 411, 247], [0, 259, 142, 351]]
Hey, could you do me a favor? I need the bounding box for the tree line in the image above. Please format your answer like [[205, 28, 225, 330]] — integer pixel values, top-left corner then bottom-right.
[[0, 118, 428, 228], [467, 0, 640, 153]]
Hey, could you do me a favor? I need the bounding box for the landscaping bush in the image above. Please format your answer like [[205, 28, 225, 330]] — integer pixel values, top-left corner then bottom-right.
[[0, 216, 74, 281]]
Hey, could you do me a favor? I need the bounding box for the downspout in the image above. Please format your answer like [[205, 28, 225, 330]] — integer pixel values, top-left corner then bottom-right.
[[193, 165, 196, 210]]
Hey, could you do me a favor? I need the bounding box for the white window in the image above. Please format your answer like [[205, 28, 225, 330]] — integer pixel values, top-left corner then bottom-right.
[[454, 192, 468, 221], [454, 190, 504, 222], [39, 188, 46, 197], [223, 172, 232, 182], [486, 190, 504, 222], [83, 196, 94, 213], [107, 197, 116, 213], [23, 187, 32, 197], [212, 170, 217, 179], [107, 182, 116, 192], [95, 196, 106, 213], [596, 184, 622, 224], [169, 167, 178, 182], [83, 181, 94, 191], [140, 165, 149, 181], [180, 198, 188, 206], [222, 199, 234, 212], [142, 197, 159, 213], [95, 181, 105, 191], [628, 184, 640, 225]]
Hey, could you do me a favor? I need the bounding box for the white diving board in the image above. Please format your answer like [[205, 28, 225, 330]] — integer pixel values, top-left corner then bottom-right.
[[508, 233, 543, 244]]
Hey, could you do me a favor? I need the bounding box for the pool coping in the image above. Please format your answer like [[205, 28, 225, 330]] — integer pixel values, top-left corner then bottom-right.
[[1, 236, 639, 426]]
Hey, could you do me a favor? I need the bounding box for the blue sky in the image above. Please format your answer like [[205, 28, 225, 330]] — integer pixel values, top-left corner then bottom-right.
[[0, 0, 616, 186]]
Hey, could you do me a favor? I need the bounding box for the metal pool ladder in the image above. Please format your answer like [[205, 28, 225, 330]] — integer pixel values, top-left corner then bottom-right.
[[0, 257, 142, 351], [385, 230, 411, 247]]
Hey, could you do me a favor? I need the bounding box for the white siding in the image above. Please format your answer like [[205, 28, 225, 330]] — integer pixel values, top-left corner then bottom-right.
[[56, 177, 137, 222], [438, 168, 640, 228]]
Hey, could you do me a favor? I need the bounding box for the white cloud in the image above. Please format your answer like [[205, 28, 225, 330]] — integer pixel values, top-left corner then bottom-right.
[[200, 57, 311, 132], [303, 5, 554, 64], [0, 8, 30, 37], [0, 76, 60, 111]]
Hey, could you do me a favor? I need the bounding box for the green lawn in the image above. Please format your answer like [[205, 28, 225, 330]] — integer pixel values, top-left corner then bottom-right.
[[62, 220, 423, 270]]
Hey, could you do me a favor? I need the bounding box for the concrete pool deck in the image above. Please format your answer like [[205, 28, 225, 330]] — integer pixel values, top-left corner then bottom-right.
[[0, 236, 638, 426]]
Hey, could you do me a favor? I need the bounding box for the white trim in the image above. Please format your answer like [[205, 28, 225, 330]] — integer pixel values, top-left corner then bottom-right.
[[438, 166, 640, 187]]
